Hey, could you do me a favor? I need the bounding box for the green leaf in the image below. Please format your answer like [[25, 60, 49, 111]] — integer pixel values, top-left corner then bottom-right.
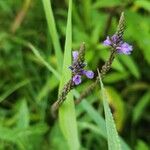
[[0, 124, 48, 149], [17, 99, 29, 128], [78, 97, 106, 138], [0, 80, 29, 103], [104, 72, 129, 83], [119, 55, 140, 79], [58, 0, 80, 150], [92, 0, 122, 9], [135, 140, 149, 150], [126, 11, 150, 64], [74, 91, 131, 150], [36, 75, 59, 102], [133, 91, 150, 123], [42, 0, 63, 72], [98, 70, 121, 150], [28, 43, 60, 80], [105, 87, 126, 131], [135, 0, 150, 12], [6, 36, 61, 80]]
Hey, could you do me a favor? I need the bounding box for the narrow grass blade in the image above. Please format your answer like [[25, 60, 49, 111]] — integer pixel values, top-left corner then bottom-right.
[[0, 80, 29, 103], [28, 43, 60, 80], [42, 0, 63, 72], [98, 70, 121, 150], [17, 99, 29, 128], [74, 91, 131, 150], [58, 0, 80, 149], [0, 124, 48, 142], [133, 91, 150, 123], [119, 55, 140, 79], [8, 36, 60, 80]]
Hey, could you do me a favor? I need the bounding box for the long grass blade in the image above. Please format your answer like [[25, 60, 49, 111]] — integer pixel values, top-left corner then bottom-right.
[[98, 70, 121, 150], [74, 91, 131, 150], [28, 43, 60, 80], [42, 0, 63, 72], [133, 91, 150, 123], [58, 0, 80, 149], [8, 35, 60, 80], [0, 80, 29, 103]]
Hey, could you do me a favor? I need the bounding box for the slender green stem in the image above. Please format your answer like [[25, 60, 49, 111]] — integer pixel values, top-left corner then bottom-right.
[[42, 0, 63, 72]]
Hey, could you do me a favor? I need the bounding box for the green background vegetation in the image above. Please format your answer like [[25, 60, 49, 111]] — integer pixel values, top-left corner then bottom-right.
[[0, 0, 149, 149]]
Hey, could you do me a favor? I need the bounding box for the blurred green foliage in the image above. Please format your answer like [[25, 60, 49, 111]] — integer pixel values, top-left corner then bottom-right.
[[0, 0, 150, 149]]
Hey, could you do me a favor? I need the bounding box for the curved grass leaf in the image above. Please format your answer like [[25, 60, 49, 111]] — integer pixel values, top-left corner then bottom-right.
[[119, 55, 140, 79], [133, 91, 150, 123]]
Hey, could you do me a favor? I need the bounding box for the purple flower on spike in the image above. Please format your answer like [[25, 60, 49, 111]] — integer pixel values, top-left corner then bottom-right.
[[103, 36, 111, 46], [103, 34, 133, 55], [82, 70, 94, 79], [73, 51, 78, 61], [69, 51, 94, 85], [73, 75, 81, 85], [103, 34, 119, 47], [116, 42, 133, 54]]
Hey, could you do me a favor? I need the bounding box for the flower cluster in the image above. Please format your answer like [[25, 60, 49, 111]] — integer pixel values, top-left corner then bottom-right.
[[69, 51, 94, 85], [103, 34, 133, 55]]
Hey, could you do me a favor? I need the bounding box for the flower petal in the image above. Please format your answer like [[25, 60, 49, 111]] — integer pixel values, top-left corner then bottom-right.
[[103, 36, 111, 46], [111, 34, 118, 43], [73, 75, 82, 85], [117, 42, 133, 55], [83, 70, 94, 79], [72, 51, 79, 61]]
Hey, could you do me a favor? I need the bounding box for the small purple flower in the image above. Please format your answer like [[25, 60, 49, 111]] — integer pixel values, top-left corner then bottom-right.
[[82, 70, 94, 79], [103, 34, 119, 47], [69, 51, 94, 85], [73, 75, 81, 85], [116, 42, 133, 55], [73, 51, 78, 61], [111, 34, 119, 44], [103, 34, 133, 55], [103, 36, 111, 46]]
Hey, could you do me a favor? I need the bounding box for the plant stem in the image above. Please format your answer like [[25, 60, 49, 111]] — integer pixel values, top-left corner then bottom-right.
[[75, 49, 116, 104]]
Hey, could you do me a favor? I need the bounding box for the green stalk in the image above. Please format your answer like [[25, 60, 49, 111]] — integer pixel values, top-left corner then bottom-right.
[[42, 0, 63, 72], [58, 0, 80, 149]]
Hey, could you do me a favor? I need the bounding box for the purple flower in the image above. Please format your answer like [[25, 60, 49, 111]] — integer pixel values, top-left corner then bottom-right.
[[116, 42, 133, 55], [82, 70, 94, 79], [73, 75, 81, 85], [69, 51, 94, 85], [111, 34, 119, 43], [73, 51, 78, 61], [103, 36, 111, 46], [103, 34, 119, 47], [103, 34, 133, 55]]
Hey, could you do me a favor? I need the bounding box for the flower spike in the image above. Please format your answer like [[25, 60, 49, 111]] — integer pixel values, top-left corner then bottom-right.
[[76, 12, 133, 104], [51, 43, 94, 117], [103, 12, 133, 55]]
